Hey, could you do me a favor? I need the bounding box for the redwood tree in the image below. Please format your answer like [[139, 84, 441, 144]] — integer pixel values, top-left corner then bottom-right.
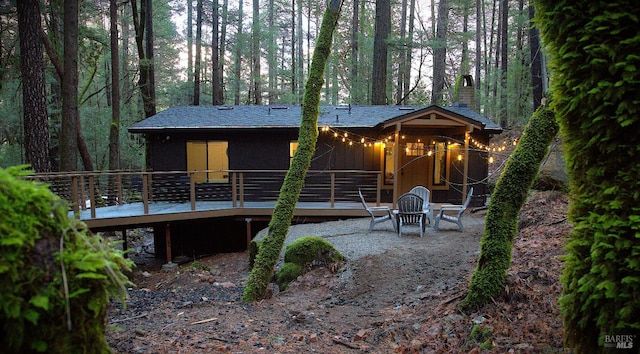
[[17, 0, 50, 173], [536, 1, 640, 351]]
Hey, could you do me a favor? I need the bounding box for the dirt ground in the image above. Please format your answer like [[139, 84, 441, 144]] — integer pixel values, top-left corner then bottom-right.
[[106, 190, 570, 353]]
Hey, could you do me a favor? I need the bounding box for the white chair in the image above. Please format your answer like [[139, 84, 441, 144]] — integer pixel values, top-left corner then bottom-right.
[[358, 189, 394, 232], [434, 187, 474, 232], [396, 192, 426, 237], [409, 185, 434, 226]]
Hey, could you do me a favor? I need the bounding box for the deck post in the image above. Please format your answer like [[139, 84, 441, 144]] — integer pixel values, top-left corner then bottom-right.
[[245, 218, 252, 250], [161, 223, 177, 270], [376, 173, 382, 206], [189, 172, 196, 211], [142, 173, 149, 214], [116, 173, 123, 205], [79, 175, 86, 211], [239, 172, 244, 207], [330, 172, 335, 207], [231, 172, 237, 207], [88, 175, 97, 219], [71, 176, 80, 217]]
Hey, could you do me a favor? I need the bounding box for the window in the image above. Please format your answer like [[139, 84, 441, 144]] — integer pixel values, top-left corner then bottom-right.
[[433, 141, 448, 186], [186, 141, 229, 183], [290, 141, 298, 166], [405, 142, 425, 156]]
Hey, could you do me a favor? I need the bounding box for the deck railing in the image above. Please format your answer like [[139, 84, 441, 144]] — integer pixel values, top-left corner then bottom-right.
[[25, 169, 384, 219]]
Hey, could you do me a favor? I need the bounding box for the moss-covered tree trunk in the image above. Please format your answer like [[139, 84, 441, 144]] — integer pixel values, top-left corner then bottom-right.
[[535, 2, 640, 352], [461, 103, 558, 309], [0, 167, 131, 353], [242, 0, 343, 302]]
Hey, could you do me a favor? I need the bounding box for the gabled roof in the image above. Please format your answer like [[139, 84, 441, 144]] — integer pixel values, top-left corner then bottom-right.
[[128, 104, 502, 134]]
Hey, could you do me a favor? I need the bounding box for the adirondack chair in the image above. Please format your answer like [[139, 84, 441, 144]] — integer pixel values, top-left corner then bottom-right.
[[409, 185, 434, 226], [358, 189, 395, 232], [434, 187, 474, 232], [396, 192, 426, 237]]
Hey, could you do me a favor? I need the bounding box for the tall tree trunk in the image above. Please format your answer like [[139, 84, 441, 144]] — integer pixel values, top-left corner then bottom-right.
[[475, 0, 481, 103], [267, 0, 275, 104], [291, 1, 297, 102], [499, 0, 508, 127], [234, 0, 243, 105], [528, 6, 543, 111], [18, 0, 51, 173], [60, 0, 79, 171], [194, 0, 202, 105], [431, 0, 449, 105], [296, 0, 304, 101], [108, 0, 121, 203], [212, 0, 224, 105], [536, 2, 640, 350], [371, 0, 390, 105], [187, 0, 193, 104], [242, 0, 343, 302], [350, 0, 360, 104], [220, 0, 228, 99], [251, 0, 261, 104], [395, 0, 408, 104], [462, 103, 558, 310], [130, 0, 156, 119], [404, 0, 415, 100]]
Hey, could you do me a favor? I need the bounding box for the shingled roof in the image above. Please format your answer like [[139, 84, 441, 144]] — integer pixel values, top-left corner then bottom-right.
[[128, 104, 502, 133]]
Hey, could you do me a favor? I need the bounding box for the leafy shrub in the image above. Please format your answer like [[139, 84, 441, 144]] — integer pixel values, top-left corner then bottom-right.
[[0, 166, 132, 353]]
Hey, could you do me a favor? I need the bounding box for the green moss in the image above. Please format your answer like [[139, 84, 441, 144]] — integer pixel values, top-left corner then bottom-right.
[[284, 236, 344, 266], [466, 324, 493, 351], [462, 104, 558, 310], [190, 260, 210, 272], [535, 1, 640, 351], [275, 262, 303, 291], [0, 166, 132, 353]]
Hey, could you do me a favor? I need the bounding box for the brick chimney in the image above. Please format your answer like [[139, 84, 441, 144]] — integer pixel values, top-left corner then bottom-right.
[[458, 75, 477, 111]]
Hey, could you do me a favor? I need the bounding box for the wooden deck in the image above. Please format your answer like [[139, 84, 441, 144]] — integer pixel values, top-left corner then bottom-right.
[[77, 200, 376, 230], [26, 169, 388, 231]]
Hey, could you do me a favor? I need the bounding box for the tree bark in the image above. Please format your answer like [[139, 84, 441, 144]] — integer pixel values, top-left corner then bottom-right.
[[431, 0, 449, 105], [251, 0, 261, 104], [233, 0, 243, 105], [350, 0, 360, 104], [108, 0, 121, 203], [212, 0, 224, 105], [187, 0, 193, 104], [60, 0, 79, 171], [371, 0, 390, 105], [528, 6, 543, 111], [242, 0, 343, 302], [17, 0, 51, 173], [194, 0, 202, 105], [130, 0, 156, 118]]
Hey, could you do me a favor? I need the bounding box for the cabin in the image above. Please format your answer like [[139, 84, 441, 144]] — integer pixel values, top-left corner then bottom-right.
[[129, 103, 501, 206]]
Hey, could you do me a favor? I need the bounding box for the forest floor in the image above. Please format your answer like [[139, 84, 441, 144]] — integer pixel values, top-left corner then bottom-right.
[[105, 189, 570, 353]]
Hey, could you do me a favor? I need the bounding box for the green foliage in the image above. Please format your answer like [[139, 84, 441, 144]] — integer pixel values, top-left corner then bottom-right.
[[535, 1, 640, 352], [462, 103, 558, 310], [275, 262, 303, 291], [0, 166, 133, 353], [466, 324, 493, 351], [242, 1, 343, 302]]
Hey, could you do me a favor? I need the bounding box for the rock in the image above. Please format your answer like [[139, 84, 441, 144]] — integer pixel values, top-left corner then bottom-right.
[[354, 329, 368, 341]]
